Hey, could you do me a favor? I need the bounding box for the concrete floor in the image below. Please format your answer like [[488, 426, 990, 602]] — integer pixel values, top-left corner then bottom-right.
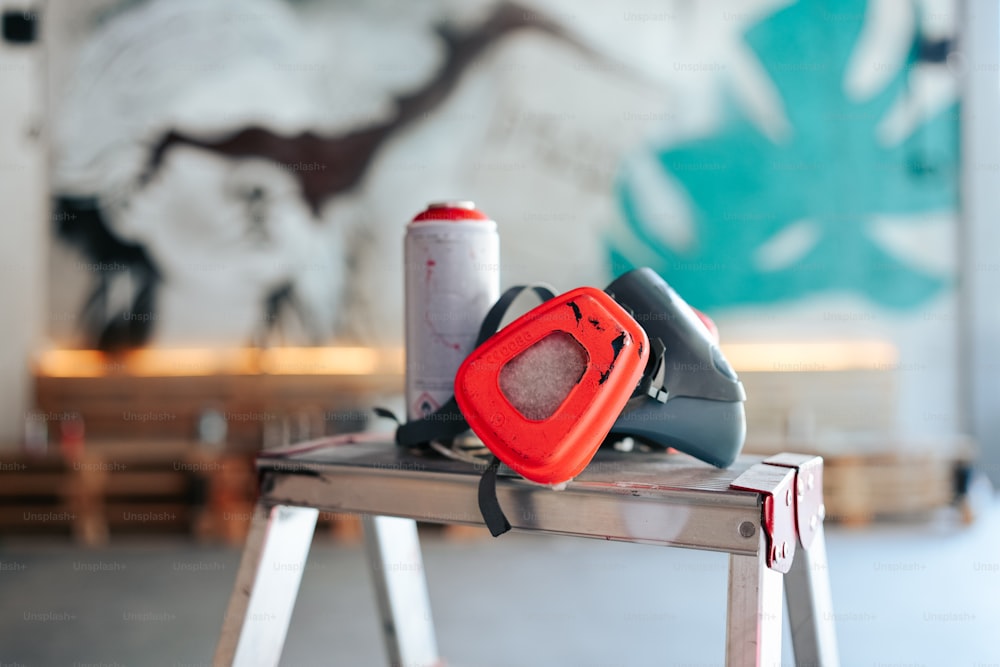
[[1, 502, 999, 667]]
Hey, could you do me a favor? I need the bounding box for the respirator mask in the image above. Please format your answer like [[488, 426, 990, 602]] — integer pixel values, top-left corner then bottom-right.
[[389, 267, 746, 535]]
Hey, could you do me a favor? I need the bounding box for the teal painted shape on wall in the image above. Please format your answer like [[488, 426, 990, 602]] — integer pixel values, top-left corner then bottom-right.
[[611, 0, 959, 311]]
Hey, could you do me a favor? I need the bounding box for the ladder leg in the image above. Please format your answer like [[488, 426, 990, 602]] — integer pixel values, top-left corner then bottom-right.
[[215, 503, 319, 667], [362, 515, 440, 667], [726, 532, 784, 667], [784, 524, 840, 667]]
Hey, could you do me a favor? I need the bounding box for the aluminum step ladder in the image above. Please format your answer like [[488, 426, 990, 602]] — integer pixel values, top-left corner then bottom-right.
[[215, 437, 839, 667]]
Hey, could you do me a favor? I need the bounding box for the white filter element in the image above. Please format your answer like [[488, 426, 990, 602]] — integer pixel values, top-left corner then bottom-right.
[[405, 219, 499, 420], [498, 332, 588, 421]]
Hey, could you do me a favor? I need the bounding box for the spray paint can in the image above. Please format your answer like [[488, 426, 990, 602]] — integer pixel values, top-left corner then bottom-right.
[[405, 201, 500, 421]]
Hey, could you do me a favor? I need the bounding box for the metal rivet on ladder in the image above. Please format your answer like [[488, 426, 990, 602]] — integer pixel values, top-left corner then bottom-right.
[[738, 521, 755, 538]]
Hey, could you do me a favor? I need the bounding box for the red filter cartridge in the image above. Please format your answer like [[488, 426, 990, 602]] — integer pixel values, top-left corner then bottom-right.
[[454, 287, 648, 485]]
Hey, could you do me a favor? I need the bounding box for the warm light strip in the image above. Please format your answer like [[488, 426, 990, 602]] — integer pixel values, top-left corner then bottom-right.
[[38, 341, 896, 377], [258, 347, 389, 376], [721, 340, 899, 373], [36, 350, 110, 378], [35, 347, 405, 378]]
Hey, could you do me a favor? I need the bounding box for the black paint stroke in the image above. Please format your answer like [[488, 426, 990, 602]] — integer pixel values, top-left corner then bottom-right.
[[567, 301, 583, 324], [142, 2, 603, 216], [599, 332, 628, 385]]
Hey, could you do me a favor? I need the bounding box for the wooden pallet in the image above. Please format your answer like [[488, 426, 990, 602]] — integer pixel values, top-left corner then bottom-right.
[[739, 369, 896, 440], [0, 452, 79, 539], [745, 435, 974, 525], [28, 365, 415, 541], [27, 364, 409, 543], [35, 371, 401, 450], [0, 441, 256, 545], [822, 453, 964, 525]]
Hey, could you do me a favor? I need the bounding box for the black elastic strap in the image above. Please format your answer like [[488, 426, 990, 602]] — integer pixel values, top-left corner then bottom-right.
[[395, 283, 556, 447], [393, 396, 467, 446], [397, 284, 555, 538], [638, 337, 669, 403], [372, 407, 401, 425], [478, 456, 511, 536], [474, 284, 557, 348]]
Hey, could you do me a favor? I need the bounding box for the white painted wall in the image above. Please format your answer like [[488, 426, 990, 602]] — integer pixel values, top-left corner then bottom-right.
[[3, 0, 985, 468], [0, 0, 47, 448], [960, 0, 1000, 483]]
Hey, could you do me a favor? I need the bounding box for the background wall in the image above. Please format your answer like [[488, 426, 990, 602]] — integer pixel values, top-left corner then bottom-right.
[[961, 0, 1000, 483], [44, 0, 960, 336], [0, 0, 47, 445], [0, 0, 980, 457]]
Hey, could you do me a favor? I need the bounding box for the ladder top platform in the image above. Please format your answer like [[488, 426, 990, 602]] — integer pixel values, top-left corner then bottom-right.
[[255, 436, 800, 558]]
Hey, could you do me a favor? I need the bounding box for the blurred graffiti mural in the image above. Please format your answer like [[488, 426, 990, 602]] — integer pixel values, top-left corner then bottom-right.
[[611, 0, 959, 310], [48, 0, 959, 350]]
